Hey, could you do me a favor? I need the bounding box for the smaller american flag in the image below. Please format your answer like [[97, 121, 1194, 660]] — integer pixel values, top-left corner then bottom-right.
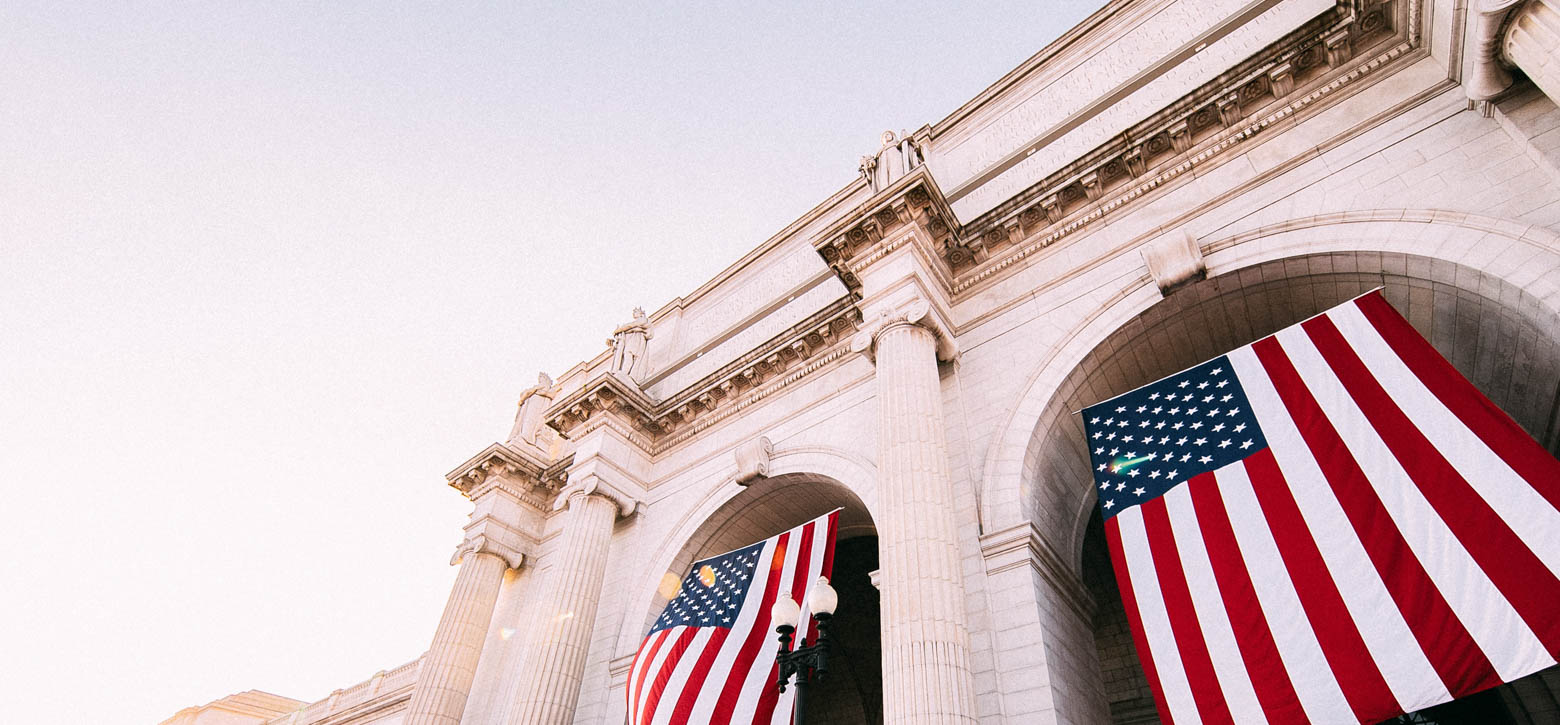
[[627, 509, 838, 725]]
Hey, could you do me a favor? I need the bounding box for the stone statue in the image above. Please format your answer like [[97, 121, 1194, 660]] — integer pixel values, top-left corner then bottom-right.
[[507, 372, 555, 444], [608, 307, 653, 382], [861, 130, 923, 192]]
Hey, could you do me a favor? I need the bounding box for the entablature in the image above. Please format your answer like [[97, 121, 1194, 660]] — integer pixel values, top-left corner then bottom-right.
[[811, 1, 1409, 307], [539, 299, 866, 457]]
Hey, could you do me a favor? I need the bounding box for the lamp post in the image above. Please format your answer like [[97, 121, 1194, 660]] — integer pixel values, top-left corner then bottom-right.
[[772, 576, 839, 725]]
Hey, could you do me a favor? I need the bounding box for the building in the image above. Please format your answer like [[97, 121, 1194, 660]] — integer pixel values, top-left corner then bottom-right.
[[168, 0, 1560, 722]]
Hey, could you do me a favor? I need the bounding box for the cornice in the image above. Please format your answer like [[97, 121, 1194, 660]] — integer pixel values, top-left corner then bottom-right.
[[948, 0, 1407, 296], [543, 373, 659, 444], [444, 442, 566, 511], [813, 168, 963, 293], [537, 300, 866, 458], [804, 1, 1409, 307]]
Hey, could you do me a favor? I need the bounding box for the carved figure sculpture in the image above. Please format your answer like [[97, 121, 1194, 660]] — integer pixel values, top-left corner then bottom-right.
[[609, 307, 653, 382]]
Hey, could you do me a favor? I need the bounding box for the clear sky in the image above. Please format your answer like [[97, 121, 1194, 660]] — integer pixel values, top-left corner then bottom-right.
[[0, 3, 1101, 723]]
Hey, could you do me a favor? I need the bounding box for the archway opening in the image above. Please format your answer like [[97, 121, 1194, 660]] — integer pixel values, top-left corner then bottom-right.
[[648, 473, 883, 724], [1029, 252, 1560, 723]]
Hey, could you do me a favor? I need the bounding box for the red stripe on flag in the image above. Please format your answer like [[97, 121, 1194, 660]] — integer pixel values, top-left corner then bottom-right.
[[1264, 320, 1505, 697], [708, 531, 793, 725], [1300, 314, 1560, 659], [1355, 292, 1560, 509], [1140, 497, 1236, 725], [666, 627, 733, 723], [1187, 473, 1310, 723], [1240, 446, 1400, 724], [1105, 517, 1176, 725], [629, 628, 669, 724], [706, 531, 792, 723], [752, 521, 816, 725], [805, 511, 840, 649], [638, 627, 700, 725]]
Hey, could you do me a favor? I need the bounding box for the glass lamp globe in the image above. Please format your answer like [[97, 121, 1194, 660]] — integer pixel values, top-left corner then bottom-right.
[[770, 593, 801, 629], [808, 577, 838, 616]]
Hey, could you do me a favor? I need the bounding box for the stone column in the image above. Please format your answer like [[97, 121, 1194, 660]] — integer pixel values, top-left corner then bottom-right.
[[406, 543, 512, 725], [505, 489, 620, 725], [1505, 0, 1560, 103], [858, 302, 978, 724]]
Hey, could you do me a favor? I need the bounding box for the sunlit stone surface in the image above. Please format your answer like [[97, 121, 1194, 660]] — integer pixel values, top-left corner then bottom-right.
[[167, 0, 1560, 722]]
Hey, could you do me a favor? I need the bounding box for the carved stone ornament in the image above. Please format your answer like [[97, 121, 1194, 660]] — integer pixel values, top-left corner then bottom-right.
[[609, 308, 653, 382], [733, 436, 773, 486], [1468, 0, 1525, 101], [450, 533, 526, 570], [849, 297, 958, 363], [1141, 228, 1207, 296], [508, 372, 556, 444], [551, 474, 642, 518]]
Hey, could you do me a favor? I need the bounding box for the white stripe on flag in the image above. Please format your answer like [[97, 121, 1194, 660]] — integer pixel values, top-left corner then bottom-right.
[[729, 521, 805, 722], [1116, 508, 1203, 725], [627, 627, 666, 724], [1210, 460, 1355, 723], [1284, 313, 1553, 682], [772, 515, 832, 725], [684, 537, 780, 724], [633, 626, 684, 725], [1234, 342, 1448, 711], [1330, 303, 1560, 581], [649, 627, 717, 725], [1161, 485, 1269, 723]]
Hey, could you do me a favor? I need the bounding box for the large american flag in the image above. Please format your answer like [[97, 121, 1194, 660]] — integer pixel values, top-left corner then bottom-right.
[[1082, 291, 1560, 724], [627, 509, 838, 725]]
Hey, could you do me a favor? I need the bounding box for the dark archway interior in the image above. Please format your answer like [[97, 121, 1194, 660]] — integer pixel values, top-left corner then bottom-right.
[[1049, 253, 1560, 724], [807, 535, 882, 725]]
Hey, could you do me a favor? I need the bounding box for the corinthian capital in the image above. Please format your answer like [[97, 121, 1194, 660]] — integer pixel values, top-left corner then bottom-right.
[[849, 296, 958, 363]]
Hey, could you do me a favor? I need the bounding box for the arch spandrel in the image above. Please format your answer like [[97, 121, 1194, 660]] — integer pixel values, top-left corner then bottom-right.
[[978, 210, 1560, 574]]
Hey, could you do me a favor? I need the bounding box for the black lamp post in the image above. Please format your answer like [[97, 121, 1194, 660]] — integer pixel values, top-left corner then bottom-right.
[[772, 576, 840, 725]]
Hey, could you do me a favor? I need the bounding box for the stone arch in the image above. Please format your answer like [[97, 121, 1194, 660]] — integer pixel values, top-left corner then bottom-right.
[[621, 446, 884, 722], [625, 445, 878, 642], [978, 209, 1560, 558], [974, 210, 1560, 722]]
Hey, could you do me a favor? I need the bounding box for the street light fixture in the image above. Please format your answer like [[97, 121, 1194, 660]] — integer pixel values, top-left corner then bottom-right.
[[772, 576, 839, 725]]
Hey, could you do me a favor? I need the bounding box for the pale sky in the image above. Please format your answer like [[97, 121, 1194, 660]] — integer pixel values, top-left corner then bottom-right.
[[0, 3, 1101, 723]]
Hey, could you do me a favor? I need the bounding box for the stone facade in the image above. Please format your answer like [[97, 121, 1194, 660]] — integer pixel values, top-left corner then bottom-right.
[[172, 0, 1560, 722]]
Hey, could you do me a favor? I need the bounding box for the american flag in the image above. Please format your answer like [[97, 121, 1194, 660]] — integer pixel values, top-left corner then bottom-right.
[[1082, 290, 1560, 724], [627, 509, 838, 725]]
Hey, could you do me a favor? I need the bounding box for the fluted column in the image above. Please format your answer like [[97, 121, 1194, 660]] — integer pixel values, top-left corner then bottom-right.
[[406, 547, 510, 725], [505, 490, 619, 725], [868, 312, 978, 724], [1505, 0, 1560, 103]]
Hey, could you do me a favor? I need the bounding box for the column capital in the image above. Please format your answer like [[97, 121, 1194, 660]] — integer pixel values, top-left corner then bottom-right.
[[1467, 0, 1525, 101], [849, 295, 958, 363], [450, 530, 528, 570], [551, 473, 642, 519]]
